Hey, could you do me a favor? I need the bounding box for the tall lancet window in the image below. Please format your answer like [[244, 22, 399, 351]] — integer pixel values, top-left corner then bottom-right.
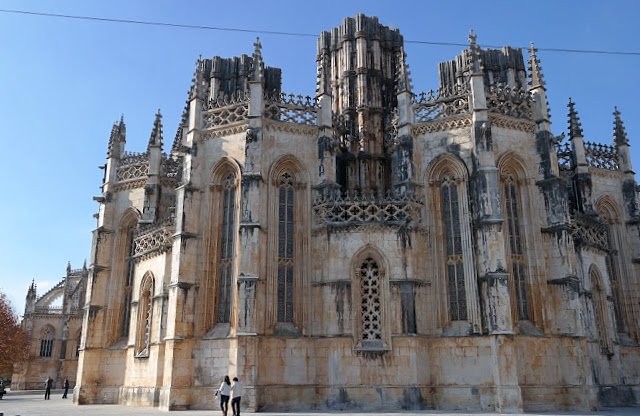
[[359, 257, 382, 342], [441, 175, 467, 321], [277, 172, 295, 323], [600, 208, 625, 333], [502, 173, 529, 321], [121, 230, 135, 337], [136, 275, 153, 356], [217, 174, 236, 324]]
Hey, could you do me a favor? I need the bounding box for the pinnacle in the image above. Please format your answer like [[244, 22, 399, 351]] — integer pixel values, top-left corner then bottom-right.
[[527, 42, 546, 89], [467, 29, 483, 74], [613, 106, 629, 146], [148, 109, 164, 148], [567, 98, 583, 138]]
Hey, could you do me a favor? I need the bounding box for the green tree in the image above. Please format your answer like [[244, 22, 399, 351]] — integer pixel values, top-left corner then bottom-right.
[[0, 292, 29, 379]]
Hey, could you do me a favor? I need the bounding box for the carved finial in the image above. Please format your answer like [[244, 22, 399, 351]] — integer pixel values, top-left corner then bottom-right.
[[190, 57, 206, 100], [567, 98, 583, 138], [29, 278, 36, 293], [251, 37, 264, 82], [468, 29, 477, 47], [613, 106, 629, 146], [83, 259, 87, 271], [527, 42, 546, 90], [467, 29, 483, 74], [108, 115, 126, 157], [67, 261, 71, 274], [148, 109, 163, 149]]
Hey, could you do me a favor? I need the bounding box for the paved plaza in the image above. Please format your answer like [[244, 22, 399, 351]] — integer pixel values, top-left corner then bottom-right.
[[0, 390, 639, 416]]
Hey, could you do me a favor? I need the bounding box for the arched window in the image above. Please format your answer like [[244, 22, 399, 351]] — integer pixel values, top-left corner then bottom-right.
[[441, 175, 467, 321], [501, 172, 529, 321], [426, 155, 480, 332], [217, 173, 237, 324], [121, 229, 135, 338], [590, 267, 613, 354], [599, 206, 625, 334], [40, 327, 54, 357], [277, 172, 295, 323], [359, 257, 382, 342], [199, 159, 240, 333], [136, 274, 154, 356]]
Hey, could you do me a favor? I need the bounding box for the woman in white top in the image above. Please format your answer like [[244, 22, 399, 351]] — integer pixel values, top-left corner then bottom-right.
[[217, 375, 231, 416], [230, 377, 244, 416]]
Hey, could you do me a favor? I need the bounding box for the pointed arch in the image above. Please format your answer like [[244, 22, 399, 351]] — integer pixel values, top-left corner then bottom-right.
[[596, 196, 634, 338], [351, 245, 391, 350], [425, 154, 480, 333], [266, 154, 310, 333], [200, 157, 242, 333], [107, 207, 141, 345], [497, 152, 539, 325], [39, 325, 55, 357], [135, 271, 155, 356]]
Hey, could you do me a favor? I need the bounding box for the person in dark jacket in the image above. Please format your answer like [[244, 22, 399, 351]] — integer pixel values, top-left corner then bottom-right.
[[44, 377, 53, 400], [62, 379, 69, 398]]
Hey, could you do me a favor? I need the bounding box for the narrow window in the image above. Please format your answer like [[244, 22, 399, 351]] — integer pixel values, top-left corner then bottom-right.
[[277, 172, 295, 323], [217, 174, 236, 323], [359, 257, 382, 343], [40, 327, 54, 357], [442, 175, 467, 321], [591, 269, 612, 353], [137, 277, 153, 355], [121, 229, 135, 337], [503, 174, 529, 321], [602, 214, 625, 332]]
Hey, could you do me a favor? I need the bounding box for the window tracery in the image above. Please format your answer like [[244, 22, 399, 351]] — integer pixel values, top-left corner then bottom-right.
[[441, 175, 467, 321], [277, 172, 295, 323], [502, 173, 529, 321], [136, 276, 153, 356], [121, 229, 135, 338], [217, 173, 236, 324], [359, 257, 382, 342], [40, 327, 54, 358]]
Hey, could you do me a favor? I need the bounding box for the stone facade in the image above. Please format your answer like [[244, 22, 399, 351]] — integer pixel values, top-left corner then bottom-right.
[[74, 15, 640, 413], [12, 263, 87, 391]]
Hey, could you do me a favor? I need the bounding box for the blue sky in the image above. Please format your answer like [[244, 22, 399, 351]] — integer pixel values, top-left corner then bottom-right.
[[0, 1, 639, 315]]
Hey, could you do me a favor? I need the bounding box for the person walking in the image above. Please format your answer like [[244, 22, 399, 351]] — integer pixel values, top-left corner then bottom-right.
[[230, 377, 244, 416], [62, 378, 69, 398], [44, 376, 53, 400], [217, 375, 231, 416]]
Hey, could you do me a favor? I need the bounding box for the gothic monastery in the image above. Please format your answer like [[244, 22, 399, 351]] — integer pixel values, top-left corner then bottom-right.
[[41, 14, 640, 412]]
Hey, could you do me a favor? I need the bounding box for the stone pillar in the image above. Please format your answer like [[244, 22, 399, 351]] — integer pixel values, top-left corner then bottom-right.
[[159, 73, 204, 410], [142, 111, 163, 224]]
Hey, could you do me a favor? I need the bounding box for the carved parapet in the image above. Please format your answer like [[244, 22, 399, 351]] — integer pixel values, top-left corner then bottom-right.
[[412, 83, 471, 123], [313, 188, 423, 226], [263, 91, 317, 126], [485, 84, 532, 119], [132, 219, 175, 261], [116, 151, 150, 183], [584, 141, 620, 171], [202, 104, 249, 129], [571, 212, 610, 252]]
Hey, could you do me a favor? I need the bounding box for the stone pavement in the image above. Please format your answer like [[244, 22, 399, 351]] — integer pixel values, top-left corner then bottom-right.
[[0, 390, 638, 416]]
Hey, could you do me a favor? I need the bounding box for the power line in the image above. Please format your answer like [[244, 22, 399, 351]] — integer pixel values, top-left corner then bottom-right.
[[2, 8, 640, 57]]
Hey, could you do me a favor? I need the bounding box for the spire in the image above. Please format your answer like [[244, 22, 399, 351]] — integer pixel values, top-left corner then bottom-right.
[[190, 56, 206, 100], [567, 98, 583, 138], [251, 37, 264, 82], [467, 29, 484, 74], [28, 278, 36, 294], [66, 261, 71, 275], [148, 109, 163, 149], [83, 259, 87, 271], [107, 115, 126, 157], [613, 106, 629, 146], [396, 46, 413, 93], [527, 42, 546, 90]]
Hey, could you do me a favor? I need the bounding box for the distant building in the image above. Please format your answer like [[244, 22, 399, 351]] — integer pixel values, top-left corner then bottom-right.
[[75, 14, 640, 412], [11, 263, 87, 390]]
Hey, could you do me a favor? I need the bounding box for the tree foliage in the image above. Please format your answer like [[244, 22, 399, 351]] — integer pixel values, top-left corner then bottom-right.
[[0, 292, 30, 378]]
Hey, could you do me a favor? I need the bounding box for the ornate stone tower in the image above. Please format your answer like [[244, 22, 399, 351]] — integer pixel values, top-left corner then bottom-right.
[[317, 15, 408, 194]]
